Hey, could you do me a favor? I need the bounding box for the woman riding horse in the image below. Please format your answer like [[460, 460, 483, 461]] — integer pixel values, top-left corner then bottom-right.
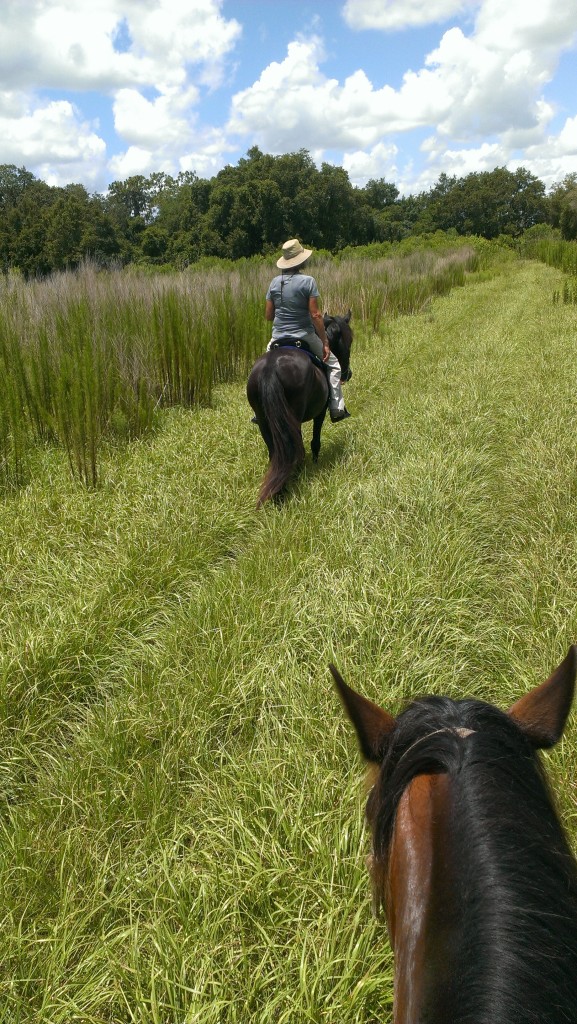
[[265, 239, 350, 422], [247, 240, 352, 505]]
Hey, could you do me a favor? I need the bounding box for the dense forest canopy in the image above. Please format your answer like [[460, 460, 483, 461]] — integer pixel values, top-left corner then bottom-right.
[[1, 149, 576, 277]]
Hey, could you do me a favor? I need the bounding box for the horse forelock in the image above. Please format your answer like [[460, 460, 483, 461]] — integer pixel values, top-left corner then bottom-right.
[[370, 695, 541, 854]]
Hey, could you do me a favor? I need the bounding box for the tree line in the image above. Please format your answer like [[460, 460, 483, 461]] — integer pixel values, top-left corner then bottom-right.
[[1, 147, 576, 277]]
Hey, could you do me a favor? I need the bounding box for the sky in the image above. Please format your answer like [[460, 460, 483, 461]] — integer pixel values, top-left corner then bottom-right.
[[1, 0, 577, 197]]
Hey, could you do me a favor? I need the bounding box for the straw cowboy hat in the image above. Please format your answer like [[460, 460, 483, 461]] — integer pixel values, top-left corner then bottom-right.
[[276, 238, 313, 269]]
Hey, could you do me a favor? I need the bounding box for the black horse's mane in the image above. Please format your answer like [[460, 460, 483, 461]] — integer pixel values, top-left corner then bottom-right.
[[369, 695, 577, 1023]]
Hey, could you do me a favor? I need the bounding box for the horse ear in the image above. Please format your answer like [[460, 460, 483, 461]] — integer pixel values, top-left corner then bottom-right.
[[507, 645, 577, 748], [345, 308, 352, 322], [330, 664, 395, 762]]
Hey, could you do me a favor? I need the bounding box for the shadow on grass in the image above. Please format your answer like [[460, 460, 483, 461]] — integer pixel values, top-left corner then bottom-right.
[[270, 428, 352, 507]]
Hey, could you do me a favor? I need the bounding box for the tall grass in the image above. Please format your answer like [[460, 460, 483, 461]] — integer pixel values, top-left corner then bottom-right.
[[0, 257, 576, 1021], [0, 244, 478, 490], [0, 264, 270, 488], [315, 245, 478, 330], [520, 235, 577, 276], [0, 319, 30, 488], [553, 279, 577, 305]]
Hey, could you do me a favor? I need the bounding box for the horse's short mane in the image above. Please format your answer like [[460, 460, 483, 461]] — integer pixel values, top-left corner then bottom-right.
[[369, 694, 577, 1023]]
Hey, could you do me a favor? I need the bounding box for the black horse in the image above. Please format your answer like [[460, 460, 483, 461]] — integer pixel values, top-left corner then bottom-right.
[[247, 310, 353, 506]]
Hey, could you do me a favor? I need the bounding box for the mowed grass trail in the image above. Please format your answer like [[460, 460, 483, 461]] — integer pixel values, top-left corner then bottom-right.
[[1, 257, 577, 1023]]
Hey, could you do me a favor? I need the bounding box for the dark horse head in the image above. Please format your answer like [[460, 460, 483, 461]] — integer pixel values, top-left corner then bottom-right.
[[332, 647, 577, 1024], [324, 309, 353, 381], [247, 311, 353, 506]]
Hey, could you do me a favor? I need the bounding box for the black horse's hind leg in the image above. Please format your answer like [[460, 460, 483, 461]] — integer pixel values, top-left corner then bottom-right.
[[311, 407, 328, 462]]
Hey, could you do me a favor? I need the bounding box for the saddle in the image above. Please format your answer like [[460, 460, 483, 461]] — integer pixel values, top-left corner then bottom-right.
[[269, 337, 326, 374]]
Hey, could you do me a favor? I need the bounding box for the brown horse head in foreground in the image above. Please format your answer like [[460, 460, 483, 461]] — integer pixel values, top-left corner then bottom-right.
[[332, 647, 577, 1023]]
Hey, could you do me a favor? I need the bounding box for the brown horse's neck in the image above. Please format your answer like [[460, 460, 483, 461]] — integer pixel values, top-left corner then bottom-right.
[[386, 773, 456, 1024]]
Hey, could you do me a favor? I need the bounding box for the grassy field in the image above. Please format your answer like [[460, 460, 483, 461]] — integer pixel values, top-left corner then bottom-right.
[[1, 255, 577, 1022]]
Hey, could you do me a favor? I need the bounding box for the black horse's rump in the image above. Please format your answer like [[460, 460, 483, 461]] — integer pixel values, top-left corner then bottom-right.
[[247, 347, 328, 506], [268, 336, 327, 374], [247, 311, 353, 506]]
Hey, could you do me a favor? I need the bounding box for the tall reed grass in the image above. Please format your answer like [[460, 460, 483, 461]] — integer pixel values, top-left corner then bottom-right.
[[521, 236, 577, 277], [553, 280, 577, 305], [0, 243, 478, 489], [318, 247, 476, 330]]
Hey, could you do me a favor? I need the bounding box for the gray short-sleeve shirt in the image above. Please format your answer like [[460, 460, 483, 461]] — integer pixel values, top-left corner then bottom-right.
[[266, 271, 319, 339]]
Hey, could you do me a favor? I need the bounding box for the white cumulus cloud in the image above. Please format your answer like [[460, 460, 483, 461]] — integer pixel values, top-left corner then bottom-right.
[[112, 86, 200, 149], [342, 0, 477, 32], [227, 0, 577, 191], [0, 97, 106, 188], [342, 142, 400, 186], [0, 0, 241, 93], [227, 38, 428, 153], [0, 0, 241, 190]]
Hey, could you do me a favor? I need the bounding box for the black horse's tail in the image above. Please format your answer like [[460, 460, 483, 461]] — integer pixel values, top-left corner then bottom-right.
[[257, 359, 305, 506]]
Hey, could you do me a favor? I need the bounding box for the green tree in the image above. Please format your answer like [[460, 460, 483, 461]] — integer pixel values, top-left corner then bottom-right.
[[376, 193, 428, 241], [105, 174, 165, 223], [548, 175, 577, 239], [419, 167, 546, 238], [104, 174, 171, 260], [559, 191, 577, 241], [139, 224, 170, 262], [0, 164, 38, 209], [305, 163, 359, 250], [5, 179, 54, 276], [43, 185, 121, 271], [44, 185, 94, 271], [154, 172, 213, 266], [0, 166, 47, 273], [79, 195, 121, 266], [508, 167, 548, 235], [362, 178, 400, 210], [202, 176, 286, 258]]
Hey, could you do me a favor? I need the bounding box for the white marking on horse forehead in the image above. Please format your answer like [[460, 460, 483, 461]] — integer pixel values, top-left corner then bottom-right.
[[397, 726, 476, 765]]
